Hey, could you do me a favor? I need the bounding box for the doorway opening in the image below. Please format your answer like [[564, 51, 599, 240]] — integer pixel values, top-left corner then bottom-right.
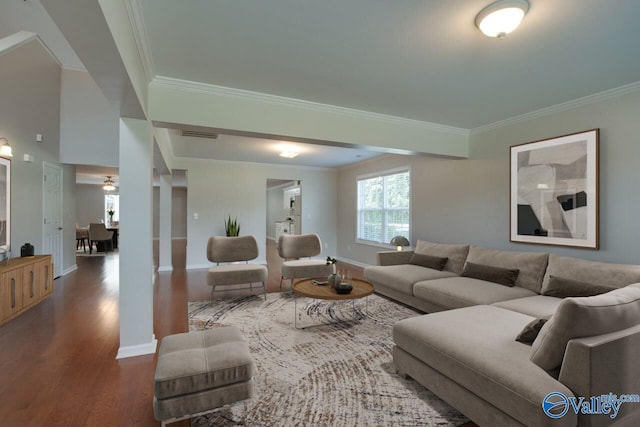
[[266, 178, 302, 244]]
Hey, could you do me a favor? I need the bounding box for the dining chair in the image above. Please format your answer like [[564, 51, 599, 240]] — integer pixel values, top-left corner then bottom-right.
[[88, 223, 114, 254]]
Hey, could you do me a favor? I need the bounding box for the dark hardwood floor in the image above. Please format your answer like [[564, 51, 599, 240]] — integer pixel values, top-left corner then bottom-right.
[[0, 239, 366, 426]]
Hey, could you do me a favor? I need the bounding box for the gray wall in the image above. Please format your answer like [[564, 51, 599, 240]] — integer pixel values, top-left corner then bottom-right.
[[152, 186, 187, 239], [76, 184, 113, 226], [266, 186, 280, 240], [337, 90, 640, 266], [0, 40, 76, 271], [59, 68, 119, 167], [173, 158, 337, 268]]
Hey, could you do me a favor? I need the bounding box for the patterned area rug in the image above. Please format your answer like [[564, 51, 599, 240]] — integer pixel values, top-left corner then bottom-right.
[[188, 292, 468, 426]]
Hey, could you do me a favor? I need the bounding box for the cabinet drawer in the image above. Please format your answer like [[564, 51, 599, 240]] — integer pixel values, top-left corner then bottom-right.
[[22, 264, 39, 307], [0, 270, 23, 321], [37, 260, 54, 296]]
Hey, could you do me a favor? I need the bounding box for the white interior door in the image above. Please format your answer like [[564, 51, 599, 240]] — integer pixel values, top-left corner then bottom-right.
[[43, 162, 63, 278]]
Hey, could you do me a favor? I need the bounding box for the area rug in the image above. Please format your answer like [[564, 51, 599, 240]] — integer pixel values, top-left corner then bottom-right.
[[188, 292, 468, 426], [75, 248, 118, 257]]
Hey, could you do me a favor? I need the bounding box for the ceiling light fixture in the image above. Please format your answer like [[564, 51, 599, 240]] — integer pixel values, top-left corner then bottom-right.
[[279, 150, 300, 159], [475, 0, 529, 39], [0, 137, 13, 158], [103, 176, 116, 192]]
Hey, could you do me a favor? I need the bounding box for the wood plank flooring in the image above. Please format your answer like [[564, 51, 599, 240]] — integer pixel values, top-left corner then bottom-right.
[[0, 240, 474, 426]]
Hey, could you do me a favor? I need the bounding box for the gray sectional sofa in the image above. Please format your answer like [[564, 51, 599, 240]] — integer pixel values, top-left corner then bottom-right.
[[364, 240, 640, 427]]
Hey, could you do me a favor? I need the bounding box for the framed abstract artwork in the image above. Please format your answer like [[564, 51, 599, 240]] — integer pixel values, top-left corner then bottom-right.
[[510, 129, 599, 249]]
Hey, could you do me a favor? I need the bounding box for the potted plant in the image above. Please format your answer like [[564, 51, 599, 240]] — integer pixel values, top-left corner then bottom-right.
[[224, 215, 240, 237], [107, 208, 115, 225], [326, 256, 341, 287]]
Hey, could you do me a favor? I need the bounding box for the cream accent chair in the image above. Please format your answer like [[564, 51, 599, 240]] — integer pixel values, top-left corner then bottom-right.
[[207, 236, 267, 300], [88, 223, 114, 254], [278, 233, 333, 289]]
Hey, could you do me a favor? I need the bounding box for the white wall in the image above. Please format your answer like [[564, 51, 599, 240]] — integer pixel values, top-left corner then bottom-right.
[[60, 68, 119, 167], [172, 158, 337, 268], [337, 90, 640, 266], [0, 39, 76, 271], [148, 80, 469, 158]]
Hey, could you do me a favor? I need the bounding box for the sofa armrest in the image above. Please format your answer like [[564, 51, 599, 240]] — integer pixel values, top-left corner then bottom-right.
[[376, 250, 414, 266], [559, 324, 640, 427]]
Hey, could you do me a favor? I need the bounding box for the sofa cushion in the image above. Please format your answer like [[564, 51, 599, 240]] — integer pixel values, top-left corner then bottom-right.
[[461, 262, 519, 287], [410, 253, 448, 271], [393, 305, 576, 427], [466, 246, 548, 293], [515, 318, 547, 344], [542, 275, 617, 298], [413, 277, 536, 310], [492, 295, 563, 319], [541, 254, 640, 294], [155, 327, 254, 400], [530, 284, 640, 370], [413, 240, 469, 275], [364, 264, 457, 296]]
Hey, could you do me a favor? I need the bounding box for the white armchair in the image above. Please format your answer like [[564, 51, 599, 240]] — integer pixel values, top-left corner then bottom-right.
[[278, 233, 333, 289]]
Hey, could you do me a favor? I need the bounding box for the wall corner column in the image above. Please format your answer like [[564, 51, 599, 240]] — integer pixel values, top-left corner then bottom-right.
[[116, 118, 156, 359], [158, 174, 173, 271]]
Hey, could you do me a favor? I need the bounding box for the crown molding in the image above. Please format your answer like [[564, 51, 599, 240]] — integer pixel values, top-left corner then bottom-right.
[[174, 155, 337, 172], [61, 65, 88, 72], [151, 75, 640, 137], [0, 31, 61, 66], [471, 81, 640, 134], [151, 76, 470, 137], [125, 0, 156, 83]]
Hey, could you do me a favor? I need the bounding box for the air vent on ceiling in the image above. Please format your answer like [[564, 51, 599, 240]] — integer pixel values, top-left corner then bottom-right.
[[181, 130, 219, 139]]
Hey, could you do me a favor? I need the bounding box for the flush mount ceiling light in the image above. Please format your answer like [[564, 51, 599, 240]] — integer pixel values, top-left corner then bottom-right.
[[0, 137, 13, 158], [103, 176, 116, 192], [279, 149, 300, 159], [475, 0, 529, 39]]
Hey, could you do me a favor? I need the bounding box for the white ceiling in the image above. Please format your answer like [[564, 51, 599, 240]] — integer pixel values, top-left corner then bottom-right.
[[75, 165, 188, 188], [139, 0, 640, 129], [169, 131, 381, 168], [75, 165, 119, 186], [3, 0, 640, 173], [0, 0, 84, 69]]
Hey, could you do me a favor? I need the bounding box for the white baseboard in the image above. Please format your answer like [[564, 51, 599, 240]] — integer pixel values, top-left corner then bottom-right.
[[266, 236, 277, 242], [62, 264, 78, 275], [186, 263, 212, 270], [157, 265, 173, 272], [116, 335, 158, 359], [337, 257, 371, 269], [153, 237, 187, 240], [186, 259, 267, 270]]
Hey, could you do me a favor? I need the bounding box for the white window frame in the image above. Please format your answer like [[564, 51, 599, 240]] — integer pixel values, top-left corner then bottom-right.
[[104, 194, 120, 224], [356, 166, 411, 248]]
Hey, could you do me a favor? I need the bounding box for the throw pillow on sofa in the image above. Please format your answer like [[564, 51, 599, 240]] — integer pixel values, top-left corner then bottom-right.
[[542, 275, 617, 298], [413, 240, 469, 275], [461, 262, 520, 287], [530, 284, 640, 370], [515, 318, 547, 344], [410, 253, 448, 271]]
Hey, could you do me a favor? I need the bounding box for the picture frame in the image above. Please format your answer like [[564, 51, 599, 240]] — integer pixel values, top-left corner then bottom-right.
[[510, 129, 599, 249], [0, 157, 10, 251]]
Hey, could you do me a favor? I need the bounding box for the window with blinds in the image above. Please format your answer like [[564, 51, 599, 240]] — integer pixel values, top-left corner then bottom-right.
[[357, 169, 410, 245]]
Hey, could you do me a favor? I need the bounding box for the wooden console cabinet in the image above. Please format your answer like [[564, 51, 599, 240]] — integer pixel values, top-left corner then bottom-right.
[[0, 255, 53, 327]]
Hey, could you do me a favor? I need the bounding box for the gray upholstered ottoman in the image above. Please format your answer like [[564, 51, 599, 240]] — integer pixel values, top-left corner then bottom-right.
[[153, 327, 254, 426]]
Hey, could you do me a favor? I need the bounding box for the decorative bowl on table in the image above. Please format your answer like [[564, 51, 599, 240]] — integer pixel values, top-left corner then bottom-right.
[[335, 282, 353, 294]]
